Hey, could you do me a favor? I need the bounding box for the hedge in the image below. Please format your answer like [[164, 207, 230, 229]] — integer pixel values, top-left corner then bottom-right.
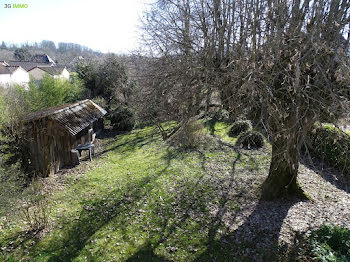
[[306, 124, 350, 175]]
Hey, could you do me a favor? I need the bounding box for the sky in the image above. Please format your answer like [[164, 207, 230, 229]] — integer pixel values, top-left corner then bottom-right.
[[0, 0, 152, 53]]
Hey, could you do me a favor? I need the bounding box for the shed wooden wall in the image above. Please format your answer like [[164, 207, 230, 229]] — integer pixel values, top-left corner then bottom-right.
[[28, 118, 73, 176], [27, 117, 104, 176]]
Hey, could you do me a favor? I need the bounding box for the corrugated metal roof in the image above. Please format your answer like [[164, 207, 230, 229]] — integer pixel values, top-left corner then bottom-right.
[[25, 100, 107, 136]]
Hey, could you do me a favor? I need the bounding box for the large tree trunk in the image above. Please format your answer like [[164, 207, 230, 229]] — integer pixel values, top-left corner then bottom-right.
[[261, 133, 307, 200]]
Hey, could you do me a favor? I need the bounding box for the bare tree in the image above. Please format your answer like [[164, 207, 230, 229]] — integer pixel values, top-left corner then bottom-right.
[[140, 0, 350, 199]]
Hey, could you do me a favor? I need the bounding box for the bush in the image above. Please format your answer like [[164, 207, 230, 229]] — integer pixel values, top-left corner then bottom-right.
[[109, 106, 135, 131], [92, 96, 108, 110], [0, 163, 26, 217], [235, 130, 264, 149], [228, 120, 252, 137], [214, 109, 230, 122], [308, 224, 350, 261], [168, 119, 204, 150], [25, 74, 86, 112], [18, 179, 51, 232], [306, 124, 350, 175]]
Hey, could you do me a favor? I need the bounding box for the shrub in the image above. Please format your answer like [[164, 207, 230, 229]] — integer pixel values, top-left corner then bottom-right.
[[25, 75, 86, 112], [308, 224, 350, 261], [214, 109, 230, 122], [235, 130, 264, 149], [0, 163, 26, 217], [92, 96, 108, 110], [168, 119, 204, 149], [18, 179, 51, 232], [228, 120, 252, 137], [109, 106, 135, 131], [306, 124, 350, 175]]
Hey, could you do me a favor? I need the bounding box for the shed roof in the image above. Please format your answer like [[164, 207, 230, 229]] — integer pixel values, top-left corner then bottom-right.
[[26, 100, 107, 136]]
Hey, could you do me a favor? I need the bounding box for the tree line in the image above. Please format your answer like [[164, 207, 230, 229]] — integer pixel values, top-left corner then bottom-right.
[[0, 40, 104, 65]]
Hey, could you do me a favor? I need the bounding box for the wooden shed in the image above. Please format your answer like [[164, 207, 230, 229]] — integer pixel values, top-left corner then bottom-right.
[[25, 99, 107, 176]]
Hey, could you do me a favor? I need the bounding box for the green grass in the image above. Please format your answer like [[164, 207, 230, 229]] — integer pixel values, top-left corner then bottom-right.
[[0, 122, 271, 262]]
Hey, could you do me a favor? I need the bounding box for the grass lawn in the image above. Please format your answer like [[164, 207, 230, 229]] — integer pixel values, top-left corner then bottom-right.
[[0, 121, 273, 261]]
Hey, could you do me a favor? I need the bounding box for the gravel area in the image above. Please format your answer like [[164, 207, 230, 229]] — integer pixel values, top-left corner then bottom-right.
[[214, 154, 350, 260]]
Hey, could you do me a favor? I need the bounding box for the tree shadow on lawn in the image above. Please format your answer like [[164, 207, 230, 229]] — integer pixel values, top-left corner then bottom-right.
[[125, 242, 171, 262], [193, 198, 301, 262], [301, 153, 350, 194], [29, 172, 163, 261], [204, 117, 218, 136], [94, 128, 160, 159], [25, 134, 302, 261]]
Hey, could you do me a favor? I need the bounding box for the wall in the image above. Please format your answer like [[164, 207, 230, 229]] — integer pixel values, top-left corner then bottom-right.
[[0, 74, 11, 87], [53, 68, 70, 80], [28, 68, 47, 81], [27, 117, 104, 176], [10, 68, 30, 89]]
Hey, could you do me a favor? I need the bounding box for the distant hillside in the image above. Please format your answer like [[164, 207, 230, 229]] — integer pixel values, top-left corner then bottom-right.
[[0, 40, 105, 70]]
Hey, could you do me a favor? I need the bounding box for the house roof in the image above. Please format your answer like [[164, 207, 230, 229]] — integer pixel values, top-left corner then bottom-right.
[[6, 66, 21, 74], [7, 61, 53, 71], [25, 100, 107, 136], [31, 54, 56, 64], [0, 64, 10, 75], [37, 66, 66, 75], [0, 65, 25, 74]]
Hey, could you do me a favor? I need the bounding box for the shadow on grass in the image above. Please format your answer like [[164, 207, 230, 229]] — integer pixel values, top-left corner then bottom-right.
[[204, 118, 218, 135], [32, 173, 162, 261], [94, 127, 159, 159], [126, 242, 170, 262], [15, 127, 303, 261], [0, 230, 41, 253], [193, 198, 300, 261], [301, 153, 350, 194]]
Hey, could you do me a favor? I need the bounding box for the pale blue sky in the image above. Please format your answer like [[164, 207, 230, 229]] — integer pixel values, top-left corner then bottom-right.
[[0, 0, 152, 53]]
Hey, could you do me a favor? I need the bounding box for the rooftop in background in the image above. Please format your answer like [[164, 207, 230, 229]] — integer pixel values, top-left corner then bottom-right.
[[31, 54, 56, 65], [29, 65, 66, 75], [25, 99, 107, 136], [0, 64, 9, 74], [7, 61, 53, 71], [0, 64, 23, 75], [7, 54, 56, 71]]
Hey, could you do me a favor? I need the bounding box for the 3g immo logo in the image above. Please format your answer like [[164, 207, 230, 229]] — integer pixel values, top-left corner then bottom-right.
[[4, 3, 29, 8]]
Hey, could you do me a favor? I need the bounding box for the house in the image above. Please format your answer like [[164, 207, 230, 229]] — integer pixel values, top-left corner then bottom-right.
[[28, 66, 70, 81], [0, 64, 30, 89], [25, 99, 107, 176], [7, 61, 53, 71], [0, 54, 70, 86]]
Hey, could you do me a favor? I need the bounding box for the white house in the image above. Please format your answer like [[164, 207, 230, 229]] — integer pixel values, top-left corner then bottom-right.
[[0, 54, 70, 86], [0, 64, 30, 89], [28, 66, 70, 81]]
